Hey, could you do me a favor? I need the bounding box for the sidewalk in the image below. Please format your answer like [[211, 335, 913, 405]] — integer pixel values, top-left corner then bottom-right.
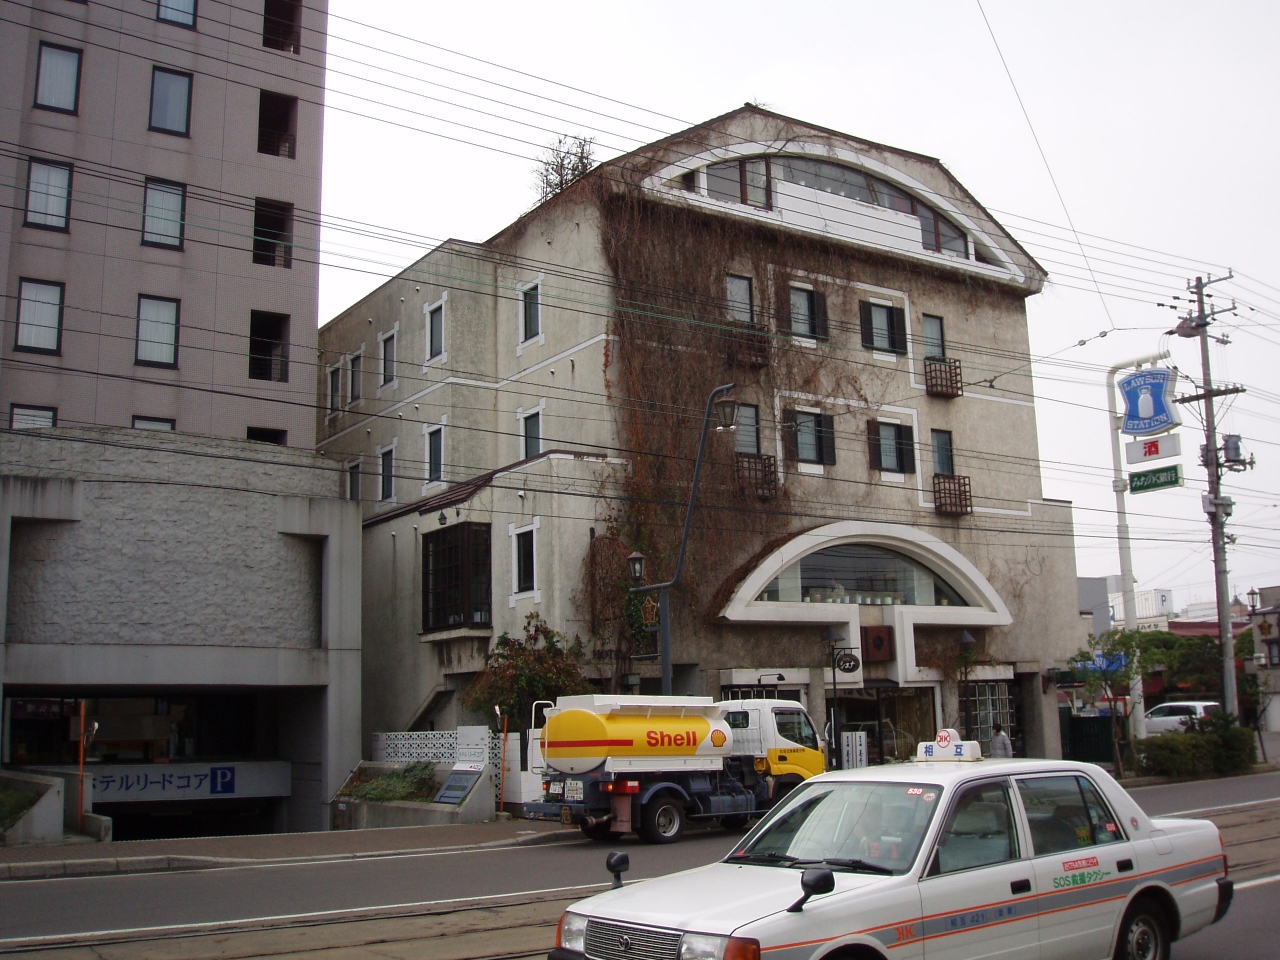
[[0, 817, 578, 881]]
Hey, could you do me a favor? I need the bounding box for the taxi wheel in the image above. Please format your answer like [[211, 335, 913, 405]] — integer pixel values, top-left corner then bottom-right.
[[640, 794, 685, 844], [1116, 897, 1170, 960]]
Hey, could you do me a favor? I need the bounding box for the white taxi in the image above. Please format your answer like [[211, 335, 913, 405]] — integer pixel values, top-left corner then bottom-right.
[[549, 729, 1231, 960]]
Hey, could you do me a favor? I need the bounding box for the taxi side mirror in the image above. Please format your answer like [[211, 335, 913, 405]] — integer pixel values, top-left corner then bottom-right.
[[787, 866, 834, 912], [606, 851, 630, 889]]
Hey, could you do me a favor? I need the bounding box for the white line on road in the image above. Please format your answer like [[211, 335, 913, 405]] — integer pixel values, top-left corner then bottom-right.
[[0, 881, 614, 946], [1155, 798, 1280, 818], [1235, 873, 1280, 891]]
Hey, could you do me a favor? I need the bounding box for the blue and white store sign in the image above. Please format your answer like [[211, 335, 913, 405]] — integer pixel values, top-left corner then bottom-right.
[[90, 760, 291, 803], [1118, 368, 1181, 436]]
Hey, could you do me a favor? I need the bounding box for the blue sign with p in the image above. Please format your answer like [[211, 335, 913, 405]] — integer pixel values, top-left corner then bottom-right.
[[210, 766, 236, 795]]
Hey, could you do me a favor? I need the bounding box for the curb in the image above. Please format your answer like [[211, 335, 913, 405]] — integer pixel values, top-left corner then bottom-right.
[[0, 827, 582, 882], [1118, 762, 1279, 790]]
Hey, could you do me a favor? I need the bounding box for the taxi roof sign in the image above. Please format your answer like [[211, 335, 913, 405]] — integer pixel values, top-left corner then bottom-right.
[[916, 728, 982, 761]]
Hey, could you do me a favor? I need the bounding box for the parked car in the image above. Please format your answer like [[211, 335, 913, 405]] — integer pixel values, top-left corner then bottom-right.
[[550, 728, 1232, 960], [1143, 701, 1221, 735]]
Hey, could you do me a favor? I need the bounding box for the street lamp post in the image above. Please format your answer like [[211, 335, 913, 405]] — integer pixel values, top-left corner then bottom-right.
[[959, 630, 977, 741], [629, 383, 738, 696]]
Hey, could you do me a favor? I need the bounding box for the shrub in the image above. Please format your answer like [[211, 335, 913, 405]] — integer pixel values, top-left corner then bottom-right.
[[1135, 713, 1257, 778], [0, 782, 40, 831], [338, 762, 438, 803]]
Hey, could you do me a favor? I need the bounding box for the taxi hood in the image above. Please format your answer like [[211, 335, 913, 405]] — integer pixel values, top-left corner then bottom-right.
[[569, 861, 888, 935]]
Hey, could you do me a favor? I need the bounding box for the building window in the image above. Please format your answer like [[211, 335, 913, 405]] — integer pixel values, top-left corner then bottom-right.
[[25, 160, 72, 231], [34, 43, 81, 114], [706, 157, 771, 209], [133, 416, 175, 431], [757, 543, 968, 607], [348, 353, 362, 403], [379, 447, 394, 501], [246, 427, 286, 445], [932, 429, 954, 476], [149, 67, 192, 135], [347, 460, 361, 501], [10, 405, 57, 430], [782, 409, 835, 465], [923, 314, 946, 358], [522, 285, 540, 341], [919, 206, 968, 257], [252, 199, 293, 267], [15, 279, 64, 354], [787, 287, 827, 340], [515, 528, 535, 594], [523, 411, 540, 459], [257, 90, 297, 158], [428, 303, 444, 359], [262, 0, 302, 54], [422, 523, 491, 633], [726, 275, 753, 325], [734, 403, 759, 455], [248, 310, 289, 381], [380, 331, 396, 384], [869, 420, 915, 474], [136, 295, 179, 367], [142, 179, 185, 248], [427, 427, 443, 482], [157, 0, 197, 27], [328, 365, 341, 413], [860, 301, 907, 354]]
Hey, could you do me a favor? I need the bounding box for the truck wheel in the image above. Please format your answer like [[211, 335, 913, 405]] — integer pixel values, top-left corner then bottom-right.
[[1115, 897, 1171, 960], [640, 793, 685, 844], [579, 821, 617, 842], [720, 814, 750, 830]]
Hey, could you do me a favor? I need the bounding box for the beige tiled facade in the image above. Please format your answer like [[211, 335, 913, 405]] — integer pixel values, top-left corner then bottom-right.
[[1, 0, 327, 446]]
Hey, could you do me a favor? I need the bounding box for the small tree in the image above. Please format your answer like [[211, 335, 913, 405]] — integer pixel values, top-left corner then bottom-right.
[[1075, 629, 1148, 778], [534, 134, 595, 201], [461, 613, 594, 730]]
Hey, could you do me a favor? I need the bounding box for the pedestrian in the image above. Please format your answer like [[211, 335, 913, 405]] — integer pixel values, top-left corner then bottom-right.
[[990, 722, 1013, 758]]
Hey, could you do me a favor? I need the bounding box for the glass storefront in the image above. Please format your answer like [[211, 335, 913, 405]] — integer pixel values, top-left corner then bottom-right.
[[833, 686, 937, 764], [757, 544, 968, 607]]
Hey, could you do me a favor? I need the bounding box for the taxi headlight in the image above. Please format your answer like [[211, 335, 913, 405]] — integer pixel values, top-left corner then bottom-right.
[[679, 934, 727, 960], [557, 912, 588, 952]]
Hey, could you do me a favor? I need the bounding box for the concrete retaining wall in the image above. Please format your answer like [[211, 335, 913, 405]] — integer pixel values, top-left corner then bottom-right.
[[0, 771, 63, 844]]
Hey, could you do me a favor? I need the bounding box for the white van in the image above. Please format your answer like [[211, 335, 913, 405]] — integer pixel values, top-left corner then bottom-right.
[[1142, 701, 1220, 736]]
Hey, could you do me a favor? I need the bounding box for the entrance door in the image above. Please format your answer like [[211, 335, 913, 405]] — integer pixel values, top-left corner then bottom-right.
[[919, 778, 1039, 960]]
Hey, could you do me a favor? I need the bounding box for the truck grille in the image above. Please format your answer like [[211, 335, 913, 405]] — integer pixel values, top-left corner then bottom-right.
[[584, 919, 682, 960]]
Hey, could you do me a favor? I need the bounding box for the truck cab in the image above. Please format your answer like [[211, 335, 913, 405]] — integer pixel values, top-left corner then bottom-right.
[[525, 696, 824, 844]]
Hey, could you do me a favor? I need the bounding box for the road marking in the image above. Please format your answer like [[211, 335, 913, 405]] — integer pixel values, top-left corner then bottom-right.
[[1153, 798, 1280, 818], [0, 881, 613, 946], [1235, 873, 1280, 891]]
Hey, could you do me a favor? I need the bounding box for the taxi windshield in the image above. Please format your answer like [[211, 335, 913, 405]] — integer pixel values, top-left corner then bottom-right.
[[728, 781, 942, 875]]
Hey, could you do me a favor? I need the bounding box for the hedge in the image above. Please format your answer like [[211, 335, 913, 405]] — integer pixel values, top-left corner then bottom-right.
[[1135, 724, 1257, 778]]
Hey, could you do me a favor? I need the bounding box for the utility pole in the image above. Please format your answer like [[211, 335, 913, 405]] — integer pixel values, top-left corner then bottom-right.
[[1173, 274, 1247, 717]]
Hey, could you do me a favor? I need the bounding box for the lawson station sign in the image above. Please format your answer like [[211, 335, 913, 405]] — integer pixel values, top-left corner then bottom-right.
[[1118, 368, 1180, 436]]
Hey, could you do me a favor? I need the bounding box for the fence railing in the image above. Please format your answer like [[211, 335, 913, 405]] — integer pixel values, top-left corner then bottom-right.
[[372, 730, 504, 765]]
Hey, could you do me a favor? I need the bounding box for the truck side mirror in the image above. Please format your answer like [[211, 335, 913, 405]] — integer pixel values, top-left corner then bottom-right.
[[606, 851, 630, 889], [787, 866, 834, 912]]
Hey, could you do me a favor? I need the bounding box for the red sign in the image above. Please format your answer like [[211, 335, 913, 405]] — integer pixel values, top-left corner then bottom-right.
[[1062, 856, 1100, 871]]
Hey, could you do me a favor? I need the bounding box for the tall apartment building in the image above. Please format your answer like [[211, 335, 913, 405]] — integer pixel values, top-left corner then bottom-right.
[[318, 107, 1085, 762], [1, 0, 326, 447]]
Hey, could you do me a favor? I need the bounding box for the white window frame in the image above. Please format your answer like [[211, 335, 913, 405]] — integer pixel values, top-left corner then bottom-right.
[[508, 517, 542, 606], [424, 290, 448, 368], [795, 404, 824, 475], [348, 347, 364, 407], [378, 323, 399, 392], [345, 457, 362, 503], [515, 274, 545, 356], [876, 415, 906, 481], [132, 416, 175, 431], [376, 439, 397, 506], [10, 405, 57, 429], [326, 359, 343, 419], [422, 415, 446, 494], [516, 398, 546, 461]]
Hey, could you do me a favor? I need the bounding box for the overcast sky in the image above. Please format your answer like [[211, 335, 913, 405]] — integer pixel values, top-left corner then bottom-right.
[[317, 0, 1279, 612]]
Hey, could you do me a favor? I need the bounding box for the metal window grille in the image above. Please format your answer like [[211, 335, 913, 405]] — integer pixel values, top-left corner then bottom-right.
[[423, 523, 491, 633], [933, 473, 973, 516], [924, 356, 964, 398], [734, 452, 777, 500]]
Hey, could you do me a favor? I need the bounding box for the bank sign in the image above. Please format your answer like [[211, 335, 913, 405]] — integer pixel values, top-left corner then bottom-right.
[[1118, 369, 1180, 436], [91, 760, 291, 803]]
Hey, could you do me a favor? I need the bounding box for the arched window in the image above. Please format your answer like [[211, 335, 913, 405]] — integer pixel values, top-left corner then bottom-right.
[[756, 543, 968, 607]]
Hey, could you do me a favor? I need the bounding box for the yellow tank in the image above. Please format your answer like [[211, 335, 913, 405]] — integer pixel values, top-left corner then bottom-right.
[[541, 696, 734, 774]]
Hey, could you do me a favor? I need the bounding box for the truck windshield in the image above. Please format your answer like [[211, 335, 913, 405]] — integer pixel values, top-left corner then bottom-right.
[[775, 710, 819, 750], [728, 781, 942, 875]]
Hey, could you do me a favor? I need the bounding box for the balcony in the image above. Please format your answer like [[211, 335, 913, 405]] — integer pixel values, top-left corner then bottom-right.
[[735, 452, 777, 500], [924, 356, 963, 398], [730, 323, 770, 368], [933, 473, 973, 516]]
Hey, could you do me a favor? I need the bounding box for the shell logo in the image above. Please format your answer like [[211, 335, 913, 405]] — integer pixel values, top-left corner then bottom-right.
[[710, 729, 727, 748]]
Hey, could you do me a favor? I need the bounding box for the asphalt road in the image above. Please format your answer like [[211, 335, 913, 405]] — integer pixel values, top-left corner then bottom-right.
[[1, 770, 1277, 947]]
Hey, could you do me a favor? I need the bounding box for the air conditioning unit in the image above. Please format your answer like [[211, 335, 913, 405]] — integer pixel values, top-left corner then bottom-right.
[[861, 626, 895, 663]]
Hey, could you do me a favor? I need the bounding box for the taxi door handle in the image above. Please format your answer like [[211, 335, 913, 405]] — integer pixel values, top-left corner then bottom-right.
[[1117, 859, 1134, 873], [1010, 879, 1031, 895]]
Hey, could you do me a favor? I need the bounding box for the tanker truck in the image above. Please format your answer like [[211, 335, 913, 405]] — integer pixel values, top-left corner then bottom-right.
[[524, 694, 824, 843]]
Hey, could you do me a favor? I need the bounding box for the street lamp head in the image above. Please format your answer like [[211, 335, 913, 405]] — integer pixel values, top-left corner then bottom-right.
[[758, 672, 786, 684], [713, 394, 740, 431], [1248, 587, 1260, 612], [627, 551, 646, 584], [958, 630, 977, 646], [822, 626, 844, 646]]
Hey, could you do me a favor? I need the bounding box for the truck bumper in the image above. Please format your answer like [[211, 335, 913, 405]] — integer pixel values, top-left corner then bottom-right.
[[524, 800, 589, 822], [547, 950, 585, 960], [1213, 876, 1234, 923]]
